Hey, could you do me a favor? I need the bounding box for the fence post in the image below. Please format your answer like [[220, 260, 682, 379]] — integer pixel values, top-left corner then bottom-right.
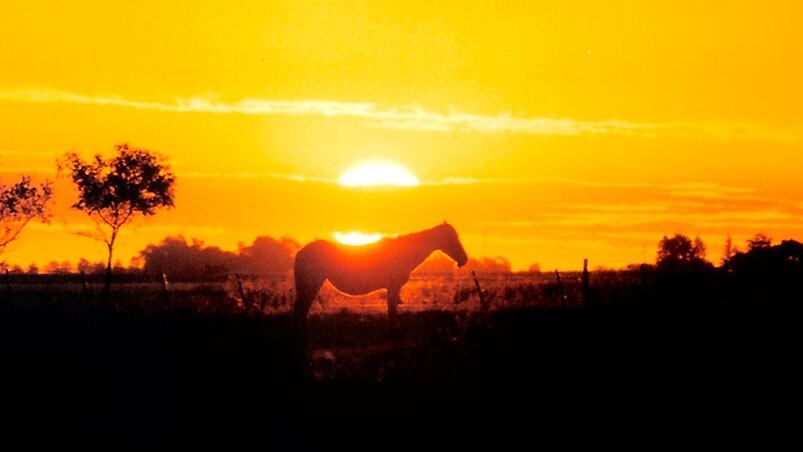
[[235, 274, 249, 309], [471, 271, 488, 311], [5, 269, 11, 301], [555, 270, 567, 309], [80, 270, 90, 299], [582, 259, 590, 307], [161, 272, 171, 307]]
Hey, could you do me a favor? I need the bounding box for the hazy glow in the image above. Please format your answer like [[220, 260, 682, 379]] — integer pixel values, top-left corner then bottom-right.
[[2, 1, 803, 270], [333, 231, 384, 246], [338, 162, 420, 187]]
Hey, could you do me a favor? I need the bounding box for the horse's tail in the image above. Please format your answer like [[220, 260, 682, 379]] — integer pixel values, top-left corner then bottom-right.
[[294, 244, 315, 291], [292, 242, 326, 317], [293, 246, 310, 303]]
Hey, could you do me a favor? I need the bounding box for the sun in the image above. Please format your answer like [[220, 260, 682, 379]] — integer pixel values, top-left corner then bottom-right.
[[333, 231, 384, 246], [338, 161, 420, 187]]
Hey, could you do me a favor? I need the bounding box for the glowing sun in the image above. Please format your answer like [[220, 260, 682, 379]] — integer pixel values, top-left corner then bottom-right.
[[333, 231, 384, 246], [338, 162, 420, 187]]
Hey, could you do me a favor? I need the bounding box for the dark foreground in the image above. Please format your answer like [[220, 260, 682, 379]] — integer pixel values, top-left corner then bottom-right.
[[0, 294, 798, 447]]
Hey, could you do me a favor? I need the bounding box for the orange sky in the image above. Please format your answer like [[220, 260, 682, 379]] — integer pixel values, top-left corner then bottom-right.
[[1, 1, 802, 270]]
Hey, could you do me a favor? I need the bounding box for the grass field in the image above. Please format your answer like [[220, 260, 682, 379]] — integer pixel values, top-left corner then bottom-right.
[[2, 269, 642, 313], [0, 270, 796, 445]]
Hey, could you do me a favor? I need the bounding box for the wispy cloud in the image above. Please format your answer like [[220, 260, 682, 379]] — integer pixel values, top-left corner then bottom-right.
[[0, 150, 57, 156], [2, 88, 799, 142], [0, 166, 55, 174], [423, 176, 533, 185], [474, 196, 803, 234], [28, 221, 229, 238], [176, 172, 780, 205], [429, 177, 774, 204], [182, 171, 335, 183], [0, 161, 774, 209]]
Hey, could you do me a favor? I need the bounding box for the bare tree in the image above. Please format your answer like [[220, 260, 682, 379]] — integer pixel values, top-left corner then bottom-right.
[[0, 176, 53, 255], [722, 234, 740, 266], [59, 144, 175, 299]]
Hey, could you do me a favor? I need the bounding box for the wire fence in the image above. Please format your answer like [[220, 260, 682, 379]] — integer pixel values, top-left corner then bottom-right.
[[4, 259, 656, 317]]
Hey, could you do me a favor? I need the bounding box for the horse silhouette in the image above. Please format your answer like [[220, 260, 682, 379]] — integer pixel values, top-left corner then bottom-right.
[[293, 222, 468, 337]]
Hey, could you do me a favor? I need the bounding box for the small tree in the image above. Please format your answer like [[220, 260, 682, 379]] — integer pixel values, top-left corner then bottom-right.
[[60, 144, 175, 299], [693, 236, 707, 260], [0, 176, 53, 255], [722, 235, 734, 264], [747, 233, 772, 251], [657, 234, 707, 268]]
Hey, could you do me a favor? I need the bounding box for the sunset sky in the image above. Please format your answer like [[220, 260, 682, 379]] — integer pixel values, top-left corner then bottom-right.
[[1, 1, 802, 270]]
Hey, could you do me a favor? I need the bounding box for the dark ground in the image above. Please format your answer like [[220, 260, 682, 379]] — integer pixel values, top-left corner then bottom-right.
[[0, 287, 798, 448]]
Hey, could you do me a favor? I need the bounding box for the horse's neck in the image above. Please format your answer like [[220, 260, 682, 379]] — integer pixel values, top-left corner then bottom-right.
[[396, 227, 441, 267]]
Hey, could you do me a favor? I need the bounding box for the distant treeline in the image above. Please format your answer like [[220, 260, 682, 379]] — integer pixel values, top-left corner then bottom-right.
[[139, 236, 299, 279], [1, 235, 518, 281], [3, 233, 801, 286], [135, 236, 516, 280], [0, 235, 300, 280]]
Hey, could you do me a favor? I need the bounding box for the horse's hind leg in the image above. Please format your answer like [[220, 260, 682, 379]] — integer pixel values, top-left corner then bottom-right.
[[293, 274, 324, 342], [291, 273, 323, 378]]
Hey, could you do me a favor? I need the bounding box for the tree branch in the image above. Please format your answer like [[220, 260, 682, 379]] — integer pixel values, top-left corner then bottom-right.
[[0, 216, 35, 251]]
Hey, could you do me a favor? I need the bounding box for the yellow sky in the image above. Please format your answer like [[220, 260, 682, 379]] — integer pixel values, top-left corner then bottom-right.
[[1, 1, 802, 270]]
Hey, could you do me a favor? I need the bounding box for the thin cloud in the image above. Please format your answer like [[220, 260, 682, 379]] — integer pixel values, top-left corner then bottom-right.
[[0, 160, 777, 208], [28, 221, 229, 239], [0, 150, 57, 156], [427, 177, 772, 204], [165, 170, 783, 208], [0, 166, 56, 174], [182, 171, 335, 183], [423, 177, 532, 185], [475, 204, 803, 233], [2, 88, 800, 141]]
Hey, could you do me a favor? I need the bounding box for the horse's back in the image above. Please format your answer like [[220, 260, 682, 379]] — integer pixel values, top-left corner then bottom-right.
[[296, 239, 390, 263], [294, 239, 397, 293]]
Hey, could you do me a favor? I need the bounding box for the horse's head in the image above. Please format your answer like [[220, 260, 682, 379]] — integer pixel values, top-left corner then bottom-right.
[[436, 222, 468, 267]]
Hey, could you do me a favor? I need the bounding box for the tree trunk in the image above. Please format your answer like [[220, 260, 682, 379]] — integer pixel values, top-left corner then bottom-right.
[[103, 242, 114, 307]]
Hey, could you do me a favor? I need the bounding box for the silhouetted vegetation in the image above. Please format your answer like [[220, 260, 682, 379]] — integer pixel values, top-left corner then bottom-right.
[[2, 256, 796, 444], [139, 235, 299, 281], [59, 144, 175, 298], [0, 176, 52, 253], [656, 233, 710, 270], [1, 226, 799, 443], [413, 251, 512, 275], [728, 236, 803, 307]]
